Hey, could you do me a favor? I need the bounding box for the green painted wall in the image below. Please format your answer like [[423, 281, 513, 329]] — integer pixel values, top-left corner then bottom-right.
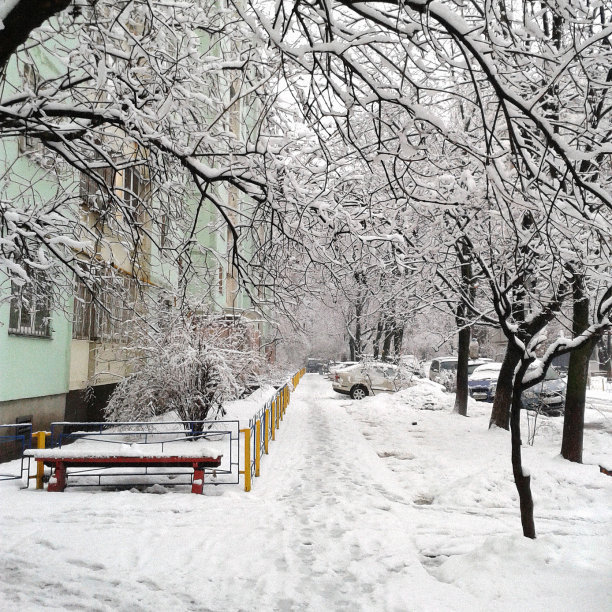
[[1, 50, 74, 404], [0, 291, 72, 402]]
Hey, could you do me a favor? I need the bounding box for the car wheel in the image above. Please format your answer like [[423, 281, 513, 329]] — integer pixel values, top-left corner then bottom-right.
[[350, 385, 368, 400]]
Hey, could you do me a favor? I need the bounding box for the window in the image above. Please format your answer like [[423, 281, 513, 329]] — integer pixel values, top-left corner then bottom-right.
[[80, 162, 115, 212], [119, 166, 146, 221], [159, 213, 169, 248], [72, 273, 137, 342], [18, 64, 44, 156], [9, 269, 52, 337]]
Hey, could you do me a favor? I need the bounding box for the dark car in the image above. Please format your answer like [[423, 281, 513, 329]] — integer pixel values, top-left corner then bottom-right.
[[522, 365, 566, 416], [468, 363, 502, 402], [468, 361, 566, 416], [306, 358, 328, 374]]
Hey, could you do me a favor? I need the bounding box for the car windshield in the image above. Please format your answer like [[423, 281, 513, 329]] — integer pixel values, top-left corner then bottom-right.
[[543, 367, 560, 381], [441, 361, 457, 370], [526, 364, 561, 381]]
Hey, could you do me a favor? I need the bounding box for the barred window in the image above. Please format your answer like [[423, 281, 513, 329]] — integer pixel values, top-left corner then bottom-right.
[[72, 273, 138, 342], [80, 163, 115, 211], [9, 269, 52, 338]]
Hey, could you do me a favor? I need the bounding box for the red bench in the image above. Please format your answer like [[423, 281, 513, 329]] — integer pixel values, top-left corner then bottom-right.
[[25, 451, 222, 494]]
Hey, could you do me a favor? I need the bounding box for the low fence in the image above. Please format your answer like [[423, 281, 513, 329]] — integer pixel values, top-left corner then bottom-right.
[[241, 368, 305, 491], [36, 419, 240, 490], [0, 423, 32, 481], [3, 368, 305, 492]]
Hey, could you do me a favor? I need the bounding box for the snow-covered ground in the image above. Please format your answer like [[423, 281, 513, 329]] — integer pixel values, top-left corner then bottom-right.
[[1, 374, 610, 611]]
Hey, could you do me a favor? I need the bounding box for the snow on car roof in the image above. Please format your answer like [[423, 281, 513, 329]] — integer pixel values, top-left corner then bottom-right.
[[470, 362, 503, 376]]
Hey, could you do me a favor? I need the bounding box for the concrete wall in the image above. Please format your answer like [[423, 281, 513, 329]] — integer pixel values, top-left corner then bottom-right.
[[0, 393, 66, 432]]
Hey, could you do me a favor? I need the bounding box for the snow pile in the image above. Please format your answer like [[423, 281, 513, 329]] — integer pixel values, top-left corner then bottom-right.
[[395, 378, 451, 410], [224, 383, 278, 425]]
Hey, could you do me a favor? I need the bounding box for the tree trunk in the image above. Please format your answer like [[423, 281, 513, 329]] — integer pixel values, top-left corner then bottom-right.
[[373, 318, 384, 359], [561, 275, 597, 463], [489, 343, 522, 430], [598, 333, 611, 378], [355, 300, 363, 359], [382, 326, 393, 361], [510, 364, 536, 539], [393, 325, 404, 362], [454, 240, 474, 416], [453, 304, 471, 416]]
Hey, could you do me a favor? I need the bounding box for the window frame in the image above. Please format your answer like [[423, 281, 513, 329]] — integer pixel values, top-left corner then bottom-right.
[[8, 269, 52, 338]]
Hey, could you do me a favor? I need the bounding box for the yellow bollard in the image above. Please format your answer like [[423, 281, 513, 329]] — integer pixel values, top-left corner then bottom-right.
[[255, 420, 261, 477], [271, 403, 276, 440], [240, 428, 251, 492], [34, 431, 48, 490], [264, 409, 270, 453]]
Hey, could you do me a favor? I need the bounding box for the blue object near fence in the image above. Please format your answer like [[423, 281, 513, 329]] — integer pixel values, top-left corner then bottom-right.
[[0, 423, 32, 482]]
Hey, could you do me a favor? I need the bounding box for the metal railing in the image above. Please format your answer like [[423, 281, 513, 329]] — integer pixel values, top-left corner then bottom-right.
[[7, 367, 306, 492], [240, 368, 305, 491], [29, 419, 240, 490], [0, 423, 32, 482]]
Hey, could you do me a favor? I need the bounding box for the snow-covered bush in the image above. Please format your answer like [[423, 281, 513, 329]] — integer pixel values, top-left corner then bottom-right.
[[104, 310, 263, 430]]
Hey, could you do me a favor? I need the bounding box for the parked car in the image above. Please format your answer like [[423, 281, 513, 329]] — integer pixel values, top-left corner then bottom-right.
[[522, 363, 566, 416], [429, 356, 492, 390], [326, 361, 359, 380], [306, 358, 329, 374], [468, 360, 566, 416], [468, 362, 503, 402], [399, 354, 422, 376], [332, 362, 413, 400]]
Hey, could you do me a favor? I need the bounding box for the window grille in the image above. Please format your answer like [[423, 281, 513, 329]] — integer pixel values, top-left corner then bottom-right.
[[9, 269, 52, 338], [80, 163, 115, 212], [72, 273, 138, 342]]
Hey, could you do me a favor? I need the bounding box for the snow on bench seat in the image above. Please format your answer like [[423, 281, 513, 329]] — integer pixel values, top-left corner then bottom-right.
[[24, 439, 220, 459], [25, 442, 223, 494]]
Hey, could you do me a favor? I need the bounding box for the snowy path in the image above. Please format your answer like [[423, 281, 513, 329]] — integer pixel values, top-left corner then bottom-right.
[[247, 375, 478, 610], [0, 374, 610, 611]]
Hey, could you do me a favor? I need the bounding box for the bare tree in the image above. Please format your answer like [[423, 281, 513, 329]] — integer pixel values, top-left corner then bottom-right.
[[1, 0, 287, 310]]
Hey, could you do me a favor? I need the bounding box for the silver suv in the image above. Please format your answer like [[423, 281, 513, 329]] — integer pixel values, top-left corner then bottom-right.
[[332, 363, 413, 400], [429, 357, 492, 391]]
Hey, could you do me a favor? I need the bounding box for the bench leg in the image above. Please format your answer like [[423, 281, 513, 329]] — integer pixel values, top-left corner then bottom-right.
[[48, 462, 66, 492], [192, 466, 204, 494]]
